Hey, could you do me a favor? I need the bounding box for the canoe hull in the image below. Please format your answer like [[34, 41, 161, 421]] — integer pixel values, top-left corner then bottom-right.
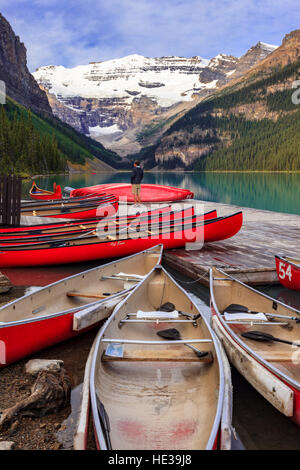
[[0, 209, 217, 245], [0, 311, 90, 367], [0, 204, 174, 235], [275, 256, 300, 292], [22, 201, 119, 220], [0, 212, 242, 267], [71, 183, 194, 202], [30, 182, 62, 200]]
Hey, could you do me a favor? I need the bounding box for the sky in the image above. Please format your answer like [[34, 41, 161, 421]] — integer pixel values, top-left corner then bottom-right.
[[1, 0, 300, 71]]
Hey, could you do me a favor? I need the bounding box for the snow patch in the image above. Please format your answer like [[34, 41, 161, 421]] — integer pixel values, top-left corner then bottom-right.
[[259, 42, 278, 51], [89, 124, 121, 136]]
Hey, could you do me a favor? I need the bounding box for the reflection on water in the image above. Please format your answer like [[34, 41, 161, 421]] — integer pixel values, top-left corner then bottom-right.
[[23, 172, 300, 215], [257, 284, 300, 312], [56, 383, 83, 450]]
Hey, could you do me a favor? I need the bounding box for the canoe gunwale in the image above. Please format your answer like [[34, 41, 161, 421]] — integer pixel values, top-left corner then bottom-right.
[[0, 287, 133, 329], [0, 244, 163, 329], [275, 255, 300, 269], [23, 195, 116, 210], [209, 268, 300, 392], [90, 265, 226, 451], [21, 199, 117, 214], [0, 212, 242, 252], [0, 204, 174, 235]]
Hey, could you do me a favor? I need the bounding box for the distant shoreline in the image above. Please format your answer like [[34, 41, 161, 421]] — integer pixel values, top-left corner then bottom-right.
[[29, 170, 300, 178]]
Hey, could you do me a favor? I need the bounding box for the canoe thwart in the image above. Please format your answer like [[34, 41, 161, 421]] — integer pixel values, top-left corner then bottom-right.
[[102, 349, 213, 363], [101, 338, 212, 344], [119, 319, 196, 324], [67, 291, 110, 299]]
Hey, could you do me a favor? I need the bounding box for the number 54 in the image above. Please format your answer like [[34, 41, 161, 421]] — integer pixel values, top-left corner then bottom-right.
[[279, 262, 292, 281]]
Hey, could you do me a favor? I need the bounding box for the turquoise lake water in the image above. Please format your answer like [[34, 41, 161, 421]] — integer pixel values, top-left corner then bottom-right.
[[23, 171, 300, 215]]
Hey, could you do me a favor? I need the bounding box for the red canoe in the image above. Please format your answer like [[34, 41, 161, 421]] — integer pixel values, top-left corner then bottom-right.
[[30, 181, 62, 200], [0, 209, 218, 245], [275, 256, 300, 292], [0, 204, 174, 235], [69, 183, 194, 203], [21, 199, 119, 220], [0, 245, 163, 367], [0, 212, 242, 267], [0, 204, 198, 237]]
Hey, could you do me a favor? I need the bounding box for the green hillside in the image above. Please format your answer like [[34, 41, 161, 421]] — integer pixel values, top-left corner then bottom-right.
[[0, 97, 123, 176], [141, 58, 300, 171]]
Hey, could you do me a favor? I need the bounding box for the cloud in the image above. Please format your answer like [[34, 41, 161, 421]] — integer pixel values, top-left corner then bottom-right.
[[1, 0, 300, 71]]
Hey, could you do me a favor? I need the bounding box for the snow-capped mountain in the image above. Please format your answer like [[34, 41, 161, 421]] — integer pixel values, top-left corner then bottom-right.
[[34, 43, 277, 156], [35, 55, 213, 107]]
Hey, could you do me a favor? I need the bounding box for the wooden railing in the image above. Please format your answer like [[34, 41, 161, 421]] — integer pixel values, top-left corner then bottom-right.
[[0, 175, 22, 226]]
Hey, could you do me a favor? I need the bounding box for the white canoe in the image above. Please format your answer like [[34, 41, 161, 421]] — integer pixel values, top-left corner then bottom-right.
[[210, 266, 300, 426], [89, 265, 229, 450]]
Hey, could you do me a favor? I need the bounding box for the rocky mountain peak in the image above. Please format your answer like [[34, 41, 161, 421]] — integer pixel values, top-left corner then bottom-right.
[[0, 13, 52, 115], [282, 28, 300, 44], [226, 41, 278, 81]]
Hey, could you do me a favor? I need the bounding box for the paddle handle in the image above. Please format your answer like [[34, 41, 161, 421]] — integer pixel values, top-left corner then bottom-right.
[[275, 338, 300, 346]]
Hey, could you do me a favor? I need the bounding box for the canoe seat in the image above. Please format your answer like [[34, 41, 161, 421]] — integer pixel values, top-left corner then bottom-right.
[[224, 312, 267, 321], [102, 349, 213, 363], [136, 310, 179, 319]]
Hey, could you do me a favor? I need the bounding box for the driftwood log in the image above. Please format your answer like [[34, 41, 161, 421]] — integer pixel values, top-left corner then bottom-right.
[[0, 272, 12, 293], [0, 368, 72, 429]]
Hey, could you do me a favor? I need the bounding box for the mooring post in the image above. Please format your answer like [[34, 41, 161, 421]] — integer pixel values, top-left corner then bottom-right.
[[0, 174, 22, 226]]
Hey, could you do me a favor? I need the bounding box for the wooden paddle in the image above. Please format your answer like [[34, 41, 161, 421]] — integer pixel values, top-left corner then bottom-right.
[[242, 330, 300, 346], [157, 328, 209, 358], [225, 303, 300, 323]]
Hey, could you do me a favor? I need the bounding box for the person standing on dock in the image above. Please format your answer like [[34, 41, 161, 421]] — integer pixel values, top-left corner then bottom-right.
[[131, 160, 144, 205]]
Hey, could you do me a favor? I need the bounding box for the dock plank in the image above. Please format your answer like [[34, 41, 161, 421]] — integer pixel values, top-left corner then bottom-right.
[[163, 200, 300, 286]]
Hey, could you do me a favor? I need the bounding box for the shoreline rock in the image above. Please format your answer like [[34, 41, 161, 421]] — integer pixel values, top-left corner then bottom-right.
[[25, 359, 64, 376]]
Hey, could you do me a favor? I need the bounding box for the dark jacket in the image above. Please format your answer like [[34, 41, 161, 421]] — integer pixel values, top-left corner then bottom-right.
[[131, 166, 144, 184]]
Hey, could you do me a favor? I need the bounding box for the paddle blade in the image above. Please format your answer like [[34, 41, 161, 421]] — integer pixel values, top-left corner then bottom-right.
[[225, 304, 249, 313], [242, 331, 274, 342], [157, 328, 181, 340], [159, 302, 176, 312]]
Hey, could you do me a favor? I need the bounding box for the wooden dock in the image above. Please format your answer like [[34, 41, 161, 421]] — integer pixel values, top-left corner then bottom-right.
[[163, 200, 300, 286]]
